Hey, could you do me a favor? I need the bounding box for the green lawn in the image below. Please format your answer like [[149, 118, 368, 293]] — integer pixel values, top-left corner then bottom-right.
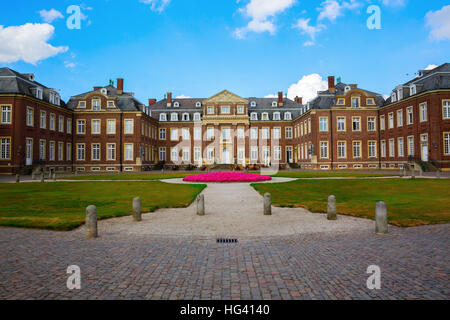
[[0, 181, 205, 231], [272, 171, 398, 178], [60, 172, 196, 180], [252, 179, 450, 227]]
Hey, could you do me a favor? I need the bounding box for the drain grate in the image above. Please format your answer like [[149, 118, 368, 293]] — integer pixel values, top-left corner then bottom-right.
[[216, 238, 238, 244]]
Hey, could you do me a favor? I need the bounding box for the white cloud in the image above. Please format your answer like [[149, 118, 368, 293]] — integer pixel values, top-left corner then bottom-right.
[[140, 0, 171, 12], [39, 9, 64, 23], [425, 64, 438, 70], [425, 5, 450, 41], [381, 0, 406, 7], [264, 94, 277, 98], [293, 18, 325, 46], [64, 61, 76, 68], [0, 23, 68, 65], [287, 74, 328, 102], [176, 95, 192, 99], [318, 0, 362, 22], [234, 0, 296, 38]]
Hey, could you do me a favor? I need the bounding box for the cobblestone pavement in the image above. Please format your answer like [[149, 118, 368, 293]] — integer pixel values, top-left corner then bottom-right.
[[0, 224, 448, 300]]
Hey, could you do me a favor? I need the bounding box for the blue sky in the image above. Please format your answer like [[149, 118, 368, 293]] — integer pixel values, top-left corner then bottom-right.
[[0, 0, 449, 103]]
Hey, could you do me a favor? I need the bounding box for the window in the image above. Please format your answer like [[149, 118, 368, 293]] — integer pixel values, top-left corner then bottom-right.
[[250, 113, 258, 121], [78, 101, 86, 108], [182, 128, 190, 140], [222, 128, 231, 141], [36, 88, 43, 100], [246, 128, 256, 140], [193, 113, 201, 121], [284, 112, 292, 120], [58, 142, 64, 161], [410, 85, 417, 96], [420, 103, 427, 122], [272, 101, 278, 107], [237, 127, 245, 139], [173, 102, 180, 108], [285, 127, 293, 139], [182, 113, 190, 121], [159, 129, 166, 140], [380, 115, 385, 131], [171, 113, 178, 121], [77, 120, 85, 134], [368, 117, 376, 131], [171, 128, 178, 141], [308, 119, 311, 133], [221, 106, 230, 114], [107, 101, 115, 108], [1, 106, 11, 124], [92, 120, 101, 134], [408, 136, 414, 156], [262, 147, 270, 163], [337, 99, 345, 105], [388, 113, 394, 129], [444, 133, 450, 155], [0, 137, 11, 159], [237, 105, 244, 114], [367, 98, 375, 105], [124, 119, 133, 134], [353, 141, 361, 158], [398, 138, 404, 157], [26, 108, 34, 126], [273, 127, 281, 140], [389, 139, 395, 158], [407, 107, 413, 125], [444, 101, 450, 119], [352, 117, 361, 131], [381, 141, 386, 158], [273, 112, 281, 121], [261, 128, 269, 140], [66, 143, 72, 161], [250, 101, 256, 108], [196, 102, 202, 108], [125, 144, 134, 161], [352, 97, 360, 108], [182, 148, 190, 162], [194, 147, 201, 162], [338, 141, 346, 159], [237, 147, 245, 162], [262, 113, 269, 121], [67, 119, 72, 134], [40, 111, 47, 129], [207, 127, 214, 140], [207, 106, 214, 115], [337, 117, 346, 131], [39, 140, 46, 160], [77, 144, 85, 161], [274, 146, 282, 161], [107, 120, 116, 134], [249, 146, 258, 162], [92, 144, 100, 161], [159, 147, 166, 161], [396, 110, 403, 127], [207, 147, 214, 162], [320, 142, 328, 159], [319, 117, 328, 132], [391, 92, 397, 102], [194, 128, 201, 140], [58, 116, 64, 132], [170, 147, 178, 162], [368, 141, 377, 158], [159, 113, 167, 121], [92, 99, 101, 111], [49, 114, 55, 131]]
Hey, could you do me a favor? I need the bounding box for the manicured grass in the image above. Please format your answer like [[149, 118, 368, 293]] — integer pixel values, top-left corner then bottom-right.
[[252, 179, 450, 227], [0, 181, 205, 231], [60, 172, 196, 180], [272, 171, 398, 178]]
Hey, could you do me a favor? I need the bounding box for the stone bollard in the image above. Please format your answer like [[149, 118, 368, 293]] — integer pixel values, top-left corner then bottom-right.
[[264, 193, 272, 216], [16, 174, 20, 183], [132, 197, 142, 221], [53, 172, 57, 181], [32, 172, 35, 180], [40, 172, 45, 183], [436, 170, 441, 179], [411, 169, 416, 179], [86, 205, 98, 239], [327, 195, 337, 220], [196, 194, 205, 216], [375, 201, 388, 234]]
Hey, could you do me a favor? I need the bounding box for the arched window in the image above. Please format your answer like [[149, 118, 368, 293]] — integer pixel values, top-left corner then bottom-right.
[[273, 112, 281, 121], [284, 112, 292, 120], [262, 112, 269, 121], [182, 113, 190, 121], [250, 112, 258, 120], [250, 101, 256, 108], [171, 113, 178, 121], [173, 101, 180, 108], [159, 113, 167, 121], [193, 113, 201, 121], [272, 101, 278, 107], [196, 102, 202, 108]]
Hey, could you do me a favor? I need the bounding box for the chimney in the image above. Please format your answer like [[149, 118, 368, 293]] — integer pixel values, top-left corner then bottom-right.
[[278, 91, 284, 107], [350, 84, 358, 89], [166, 92, 172, 107], [117, 78, 124, 95], [295, 96, 303, 104], [93, 86, 101, 91], [148, 98, 157, 106], [328, 76, 335, 93]]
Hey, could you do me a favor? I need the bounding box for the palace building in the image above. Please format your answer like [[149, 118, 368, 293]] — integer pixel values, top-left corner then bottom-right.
[[1, 63, 449, 174]]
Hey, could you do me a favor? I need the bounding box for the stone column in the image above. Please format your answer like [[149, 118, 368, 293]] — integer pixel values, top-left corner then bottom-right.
[[411, 169, 415, 179], [375, 201, 388, 234], [133, 197, 142, 221], [32, 172, 35, 180], [86, 205, 98, 238], [436, 170, 441, 179], [40, 172, 45, 183], [53, 172, 57, 181], [264, 193, 272, 216], [16, 174, 20, 183], [196, 195, 205, 216], [327, 195, 337, 220]]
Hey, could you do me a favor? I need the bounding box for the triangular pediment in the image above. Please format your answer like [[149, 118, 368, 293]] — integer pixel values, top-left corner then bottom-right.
[[203, 90, 249, 104]]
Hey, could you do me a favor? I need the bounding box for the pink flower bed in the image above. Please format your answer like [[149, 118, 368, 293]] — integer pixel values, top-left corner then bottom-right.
[[183, 172, 272, 183]]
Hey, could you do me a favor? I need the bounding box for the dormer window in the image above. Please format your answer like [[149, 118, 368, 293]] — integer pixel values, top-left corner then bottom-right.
[[182, 113, 190, 121], [273, 112, 281, 121], [284, 112, 292, 120], [367, 98, 375, 105], [101, 88, 107, 95], [250, 101, 256, 108], [159, 113, 167, 121], [107, 101, 115, 108], [250, 112, 258, 121], [78, 101, 86, 108], [92, 99, 101, 111], [196, 102, 202, 108], [193, 113, 201, 121], [410, 85, 417, 96], [391, 92, 397, 102], [55, 95, 60, 106], [397, 89, 403, 100], [337, 99, 345, 105], [171, 113, 178, 121], [262, 113, 269, 121], [351, 97, 360, 109], [173, 102, 180, 108], [272, 101, 278, 107], [345, 86, 351, 93], [36, 88, 43, 100]]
